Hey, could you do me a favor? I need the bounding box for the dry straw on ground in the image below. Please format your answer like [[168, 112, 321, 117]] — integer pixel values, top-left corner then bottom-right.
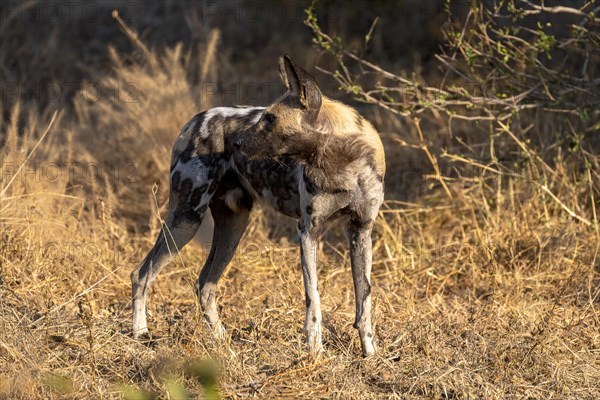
[[1, 1, 599, 399]]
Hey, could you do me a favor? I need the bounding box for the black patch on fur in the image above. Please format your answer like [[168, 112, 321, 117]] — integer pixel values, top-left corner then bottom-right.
[[190, 112, 206, 133], [305, 296, 311, 309], [349, 217, 375, 232], [177, 209, 202, 225], [207, 179, 217, 194], [237, 158, 300, 217], [367, 332, 373, 338], [172, 205, 202, 226], [171, 171, 181, 190], [273, 182, 292, 200], [235, 108, 263, 129], [179, 112, 206, 163], [239, 187, 253, 211], [188, 111, 252, 156], [138, 242, 159, 277], [303, 171, 318, 194], [351, 218, 374, 229], [170, 176, 206, 227], [205, 156, 220, 180], [312, 316, 317, 323], [197, 203, 208, 215], [179, 178, 193, 199], [297, 220, 306, 234], [306, 205, 312, 214], [248, 108, 263, 121], [210, 170, 254, 213], [190, 185, 207, 206]]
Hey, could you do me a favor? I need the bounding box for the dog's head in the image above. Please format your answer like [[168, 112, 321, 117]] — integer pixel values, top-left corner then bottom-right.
[[233, 55, 322, 158]]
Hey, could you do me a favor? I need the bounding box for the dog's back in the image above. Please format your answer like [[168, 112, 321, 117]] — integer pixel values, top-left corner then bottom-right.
[[169, 106, 303, 219], [171, 106, 264, 167]]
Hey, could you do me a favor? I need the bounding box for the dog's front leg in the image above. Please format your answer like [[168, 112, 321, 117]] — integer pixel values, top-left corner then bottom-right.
[[298, 219, 323, 354], [347, 218, 376, 356]]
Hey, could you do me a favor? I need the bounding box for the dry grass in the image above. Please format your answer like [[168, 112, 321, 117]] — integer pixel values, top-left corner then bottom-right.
[[1, 1, 600, 399]]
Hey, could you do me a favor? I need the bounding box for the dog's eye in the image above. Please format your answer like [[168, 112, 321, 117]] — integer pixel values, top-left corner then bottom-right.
[[264, 113, 276, 125]]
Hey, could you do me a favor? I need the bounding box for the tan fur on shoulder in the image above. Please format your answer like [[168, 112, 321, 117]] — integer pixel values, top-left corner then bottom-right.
[[315, 97, 386, 176]]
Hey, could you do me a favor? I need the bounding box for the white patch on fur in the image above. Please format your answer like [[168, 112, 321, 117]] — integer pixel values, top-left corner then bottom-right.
[[171, 158, 209, 184], [171, 158, 214, 214], [194, 191, 213, 211], [200, 107, 263, 138], [224, 188, 244, 212]]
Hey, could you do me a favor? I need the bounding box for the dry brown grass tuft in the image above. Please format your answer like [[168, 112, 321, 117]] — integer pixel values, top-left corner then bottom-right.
[[1, 2, 600, 399]]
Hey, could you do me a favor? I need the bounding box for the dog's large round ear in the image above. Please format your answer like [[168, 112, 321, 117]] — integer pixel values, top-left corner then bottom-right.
[[295, 67, 322, 121], [279, 55, 301, 94], [278, 56, 291, 92], [279, 55, 322, 121]]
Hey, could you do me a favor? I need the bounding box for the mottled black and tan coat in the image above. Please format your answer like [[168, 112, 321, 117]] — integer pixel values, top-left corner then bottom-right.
[[131, 56, 385, 356]]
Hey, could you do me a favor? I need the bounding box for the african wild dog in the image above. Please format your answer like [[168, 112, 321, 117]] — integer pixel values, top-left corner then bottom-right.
[[131, 55, 385, 356]]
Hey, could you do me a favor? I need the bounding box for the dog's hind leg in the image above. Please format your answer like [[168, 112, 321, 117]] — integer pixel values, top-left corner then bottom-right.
[[130, 211, 202, 338], [131, 161, 217, 339], [195, 183, 253, 339]]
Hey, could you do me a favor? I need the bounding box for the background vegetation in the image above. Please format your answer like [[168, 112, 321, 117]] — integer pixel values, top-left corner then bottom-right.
[[1, 0, 599, 398]]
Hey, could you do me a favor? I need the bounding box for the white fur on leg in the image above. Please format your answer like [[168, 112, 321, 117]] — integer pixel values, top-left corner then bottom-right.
[[209, 320, 227, 341], [299, 226, 324, 354], [304, 301, 323, 354], [132, 300, 149, 338], [305, 319, 323, 354], [360, 333, 375, 356]]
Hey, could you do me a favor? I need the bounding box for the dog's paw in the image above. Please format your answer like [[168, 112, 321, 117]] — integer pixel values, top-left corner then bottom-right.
[[211, 321, 228, 341], [361, 337, 376, 357], [133, 331, 161, 349]]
